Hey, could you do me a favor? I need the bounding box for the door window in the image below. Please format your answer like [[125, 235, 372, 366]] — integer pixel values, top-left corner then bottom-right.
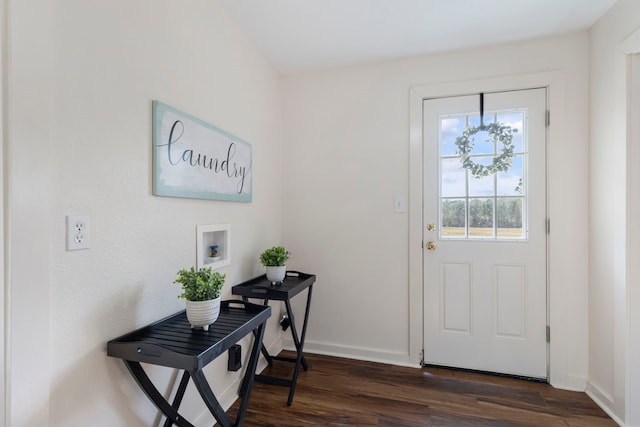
[[440, 111, 527, 240]]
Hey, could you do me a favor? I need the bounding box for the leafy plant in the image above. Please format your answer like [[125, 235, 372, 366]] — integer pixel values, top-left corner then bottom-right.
[[174, 267, 225, 301], [259, 246, 291, 267], [454, 122, 515, 178]]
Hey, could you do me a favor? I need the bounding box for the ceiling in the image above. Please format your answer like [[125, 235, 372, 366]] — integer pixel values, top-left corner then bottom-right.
[[221, 0, 618, 74]]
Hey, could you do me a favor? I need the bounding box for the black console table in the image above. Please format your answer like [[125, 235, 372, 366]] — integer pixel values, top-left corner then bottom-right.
[[232, 271, 316, 405], [107, 300, 271, 427]]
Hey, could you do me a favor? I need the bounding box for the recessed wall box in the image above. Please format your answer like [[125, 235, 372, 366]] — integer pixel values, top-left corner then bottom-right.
[[196, 224, 231, 270]]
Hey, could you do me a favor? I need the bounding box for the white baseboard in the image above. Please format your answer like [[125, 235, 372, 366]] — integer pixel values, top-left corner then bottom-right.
[[283, 338, 420, 368], [586, 380, 624, 426], [550, 373, 587, 392]]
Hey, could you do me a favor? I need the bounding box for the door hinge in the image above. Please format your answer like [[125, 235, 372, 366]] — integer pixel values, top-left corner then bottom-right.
[[546, 218, 550, 234], [546, 110, 550, 127], [546, 325, 550, 342]]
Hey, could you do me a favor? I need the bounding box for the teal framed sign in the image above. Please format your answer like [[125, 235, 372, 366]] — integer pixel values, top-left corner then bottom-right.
[[152, 101, 252, 202]]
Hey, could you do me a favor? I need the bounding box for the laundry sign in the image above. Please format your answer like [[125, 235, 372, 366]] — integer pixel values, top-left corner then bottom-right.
[[152, 101, 252, 202]]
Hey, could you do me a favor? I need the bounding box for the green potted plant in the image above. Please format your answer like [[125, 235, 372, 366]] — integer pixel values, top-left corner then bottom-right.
[[259, 246, 291, 283], [174, 266, 226, 331]]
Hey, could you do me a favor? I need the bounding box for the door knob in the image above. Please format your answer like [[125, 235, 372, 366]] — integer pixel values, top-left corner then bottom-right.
[[426, 223, 436, 232], [426, 241, 437, 251]]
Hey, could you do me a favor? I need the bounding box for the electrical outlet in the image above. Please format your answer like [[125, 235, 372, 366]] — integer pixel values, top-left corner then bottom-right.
[[66, 215, 90, 251]]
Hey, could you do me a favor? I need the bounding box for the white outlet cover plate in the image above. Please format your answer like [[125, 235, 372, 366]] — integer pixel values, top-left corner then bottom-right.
[[66, 215, 90, 251]]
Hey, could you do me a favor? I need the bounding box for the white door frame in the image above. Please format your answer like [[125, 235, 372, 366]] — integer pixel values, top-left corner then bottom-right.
[[620, 30, 640, 427], [409, 71, 571, 386], [0, 0, 6, 421]]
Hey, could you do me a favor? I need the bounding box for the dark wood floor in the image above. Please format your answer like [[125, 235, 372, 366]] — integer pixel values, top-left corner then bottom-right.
[[229, 351, 617, 427]]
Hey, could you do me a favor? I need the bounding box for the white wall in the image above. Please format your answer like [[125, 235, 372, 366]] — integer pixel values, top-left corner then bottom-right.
[[6, 1, 283, 426], [627, 53, 640, 427], [6, 0, 54, 425], [282, 33, 590, 388], [589, 1, 640, 425]]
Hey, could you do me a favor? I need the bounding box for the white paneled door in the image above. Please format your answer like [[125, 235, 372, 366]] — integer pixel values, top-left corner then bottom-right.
[[422, 88, 548, 378]]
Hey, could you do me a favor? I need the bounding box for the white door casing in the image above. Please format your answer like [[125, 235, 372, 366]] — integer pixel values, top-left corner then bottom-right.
[[422, 88, 548, 378], [1, 0, 6, 419]]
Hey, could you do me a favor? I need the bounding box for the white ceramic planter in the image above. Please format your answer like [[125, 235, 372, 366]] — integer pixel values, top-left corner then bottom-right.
[[185, 297, 221, 331], [265, 266, 286, 283]]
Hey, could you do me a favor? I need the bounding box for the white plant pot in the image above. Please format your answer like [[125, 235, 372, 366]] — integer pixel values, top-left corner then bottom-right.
[[185, 297, 221, 331], [265, 266, 286, 283]]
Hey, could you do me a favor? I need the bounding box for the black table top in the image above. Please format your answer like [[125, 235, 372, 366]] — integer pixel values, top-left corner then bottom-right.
[[231, 271, 316, 301], [107, 300, 271, 372]]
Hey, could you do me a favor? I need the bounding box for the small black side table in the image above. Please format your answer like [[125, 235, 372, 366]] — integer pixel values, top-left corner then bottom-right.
[[232, 271, 316, 406], [107, 300, 271, 427]]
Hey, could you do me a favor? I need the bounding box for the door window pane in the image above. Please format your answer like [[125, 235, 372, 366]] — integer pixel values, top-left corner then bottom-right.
[[469, 198, 494, 238], [441, 158, 466, 197], [497, 198, 524, 238], [497, 112, 524, 152], [441, 199, 466, 238], [497, 155, 524, 196], [468, 162, 495, 197], [465, 129, 495, 155], [441, 117, 465, 156], [468, 115, 481, 128]]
